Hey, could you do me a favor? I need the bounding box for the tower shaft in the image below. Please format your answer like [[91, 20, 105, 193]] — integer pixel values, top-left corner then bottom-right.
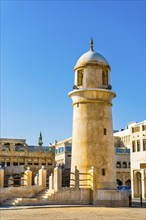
[[69, 89, 116, 189]]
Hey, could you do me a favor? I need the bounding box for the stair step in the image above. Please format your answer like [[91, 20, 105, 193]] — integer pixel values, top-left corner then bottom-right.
[[2, 198, 18, 206], [1, 189, 56, 206]]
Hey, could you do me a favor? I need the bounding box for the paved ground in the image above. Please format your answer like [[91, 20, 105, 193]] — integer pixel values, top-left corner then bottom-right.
[[0, 206, 146, 220]]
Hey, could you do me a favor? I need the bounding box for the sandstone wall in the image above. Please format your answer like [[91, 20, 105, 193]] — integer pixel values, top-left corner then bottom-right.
[[0, 185, 43, 203]]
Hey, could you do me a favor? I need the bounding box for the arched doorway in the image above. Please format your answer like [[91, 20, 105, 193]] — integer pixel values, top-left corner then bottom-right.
[[117, 179, 122, 186], [125, 179, 131, 186], [134, 172, 142, 198]]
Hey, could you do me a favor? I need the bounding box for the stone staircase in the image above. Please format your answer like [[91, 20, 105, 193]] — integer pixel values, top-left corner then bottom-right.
[[1, 188, 91, 206], [2, 189, 55, 206]]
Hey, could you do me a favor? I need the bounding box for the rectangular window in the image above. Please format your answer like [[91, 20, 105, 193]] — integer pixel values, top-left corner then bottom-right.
[[7, 162, 10, 166], [140, 163, 146, 169], [34, 163, 39, 165], [132, 126, 140, 133], [142, 125, 146, 131], [1, 162, 5, 167], [137, 140, 140, 151], [77, 70, 83, 86], [116, 148, 124, 154], [13, 162, 18, 166], [126, 148, 130, 154], [42, 163, 46, 165], [104, 128, 106, 135], [143, 139, 146, 151], [102, 70, 108, 86], [60, 146, 64, 153], [66, 146, 72, 152], [102, 168, 105, 176], [132, 141, 135, 152]]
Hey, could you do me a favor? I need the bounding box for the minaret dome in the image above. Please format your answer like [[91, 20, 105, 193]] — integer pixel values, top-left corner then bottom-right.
[[74, 38, 110, 71], [73, 39, 112, 90]]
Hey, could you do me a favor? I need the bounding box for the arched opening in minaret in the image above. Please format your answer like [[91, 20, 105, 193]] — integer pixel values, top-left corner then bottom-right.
[[102, 70, 108, 87], [77, 70, 83, 86]]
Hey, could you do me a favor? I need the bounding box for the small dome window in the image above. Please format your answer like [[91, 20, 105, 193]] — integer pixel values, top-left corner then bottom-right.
[[102, 70, 108, 87], [77, 69, 83, 86]]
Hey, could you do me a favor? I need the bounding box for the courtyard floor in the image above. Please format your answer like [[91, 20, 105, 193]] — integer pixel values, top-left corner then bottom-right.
[[0, 206, 146, 220]]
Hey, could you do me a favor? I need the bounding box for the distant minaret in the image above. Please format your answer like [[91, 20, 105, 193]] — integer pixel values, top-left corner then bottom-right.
[[69, 39, 116, 189], [38, 132, 43, 152]]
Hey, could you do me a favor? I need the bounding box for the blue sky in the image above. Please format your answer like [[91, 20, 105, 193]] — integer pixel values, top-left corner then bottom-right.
[[1, 0, 145, 145]]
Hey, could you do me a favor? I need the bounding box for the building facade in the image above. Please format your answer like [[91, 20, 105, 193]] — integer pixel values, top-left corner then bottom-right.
[[55, 138, 72, 170], [130, 121, 146, 199], [0, 136, 55, 186], [115, 147, 130, 187], [114, 120, 146, 198]]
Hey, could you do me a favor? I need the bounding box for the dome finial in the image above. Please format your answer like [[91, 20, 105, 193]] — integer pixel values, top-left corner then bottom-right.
[[90, 38, 94, 51]]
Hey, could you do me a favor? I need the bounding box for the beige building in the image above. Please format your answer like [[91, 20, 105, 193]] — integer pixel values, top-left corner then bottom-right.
[[0, 135, 55, 187], [115, 147, 130, 187], [54, 138, 72, 186], [130, 121, 146, 199], [55, 138, 72, 170], [114, 120, 146, 198]]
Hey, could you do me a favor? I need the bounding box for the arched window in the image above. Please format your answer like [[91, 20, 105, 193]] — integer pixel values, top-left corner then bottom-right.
[[77, 70, 83, 86], [125, 179, 131, 186], [129, 162, 130, 168], [2, 143, 10, 151], [123, 162, 127, 168], [117, 179, 122, 186], [102, 70, 108, 86], [116, 161, 121, 168]]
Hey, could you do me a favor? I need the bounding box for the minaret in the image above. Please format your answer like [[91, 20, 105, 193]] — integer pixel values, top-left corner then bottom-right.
[[69, 39, 116, 189], [38, 132, 43, 152]]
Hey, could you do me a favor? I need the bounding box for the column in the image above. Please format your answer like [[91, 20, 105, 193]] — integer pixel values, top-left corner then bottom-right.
[[34, 174, 39, 185], [39, 166, 46, 188], [20, 175, 25, 186], [141, 169, 145, 199], [8, 175, 14, 187], [0, 165, 4, 188], [49, 173, 54, 190], [24, 167, 32, 186], [131, 170, 135, 198], [74, 166, 79, 189], [54, 165, 62, 191], [88, 166, 96, 190]]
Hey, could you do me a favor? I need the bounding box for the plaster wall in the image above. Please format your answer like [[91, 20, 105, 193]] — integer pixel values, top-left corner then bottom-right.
[[69, 89, 116, 189], [93, 189, 129, 207]]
